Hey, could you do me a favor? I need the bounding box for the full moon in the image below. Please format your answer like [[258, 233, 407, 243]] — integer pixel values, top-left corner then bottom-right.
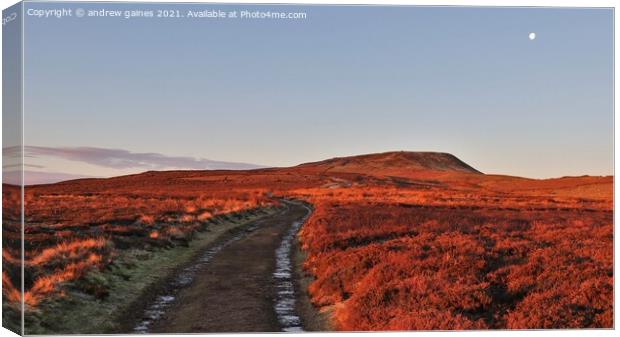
[[529, 32, 536, 40]]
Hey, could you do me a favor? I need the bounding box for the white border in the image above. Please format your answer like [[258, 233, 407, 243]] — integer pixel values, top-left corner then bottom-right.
[[0, 1, 616, 337], [12, 0, 618, 7]]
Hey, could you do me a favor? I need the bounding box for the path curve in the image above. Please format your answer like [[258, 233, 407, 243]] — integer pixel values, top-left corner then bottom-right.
[[134, 200, 312, 333]]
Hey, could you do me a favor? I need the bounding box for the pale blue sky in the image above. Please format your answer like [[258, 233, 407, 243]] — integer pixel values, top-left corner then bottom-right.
[[19, 3, 613, 179]]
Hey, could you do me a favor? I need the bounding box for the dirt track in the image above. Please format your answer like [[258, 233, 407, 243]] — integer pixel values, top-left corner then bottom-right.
[[142, 201, 312, 333]]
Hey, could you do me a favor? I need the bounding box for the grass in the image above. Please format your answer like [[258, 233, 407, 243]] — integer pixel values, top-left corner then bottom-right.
[[23, 206, 280, 334]]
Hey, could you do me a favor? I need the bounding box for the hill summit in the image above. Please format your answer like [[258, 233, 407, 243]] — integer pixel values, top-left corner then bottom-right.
[[297, 151, 481, 174]]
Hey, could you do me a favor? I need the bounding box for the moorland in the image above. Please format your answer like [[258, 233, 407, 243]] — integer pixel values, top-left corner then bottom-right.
[[2, 151, 613, 332]]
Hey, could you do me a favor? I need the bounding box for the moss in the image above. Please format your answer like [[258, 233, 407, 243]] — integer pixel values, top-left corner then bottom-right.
[[2, 301, 21, 335]]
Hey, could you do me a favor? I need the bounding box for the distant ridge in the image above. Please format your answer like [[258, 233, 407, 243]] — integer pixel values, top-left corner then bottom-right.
[[23, 151, 482, 186], [297, 151, 482, 174]]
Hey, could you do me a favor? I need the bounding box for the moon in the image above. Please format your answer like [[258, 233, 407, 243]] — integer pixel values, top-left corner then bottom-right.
[[529, 32, 536, 40]]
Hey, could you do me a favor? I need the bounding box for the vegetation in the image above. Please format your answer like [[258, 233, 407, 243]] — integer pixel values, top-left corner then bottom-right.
[[2, 152, 613, 331], [295, 191, 612, 329]]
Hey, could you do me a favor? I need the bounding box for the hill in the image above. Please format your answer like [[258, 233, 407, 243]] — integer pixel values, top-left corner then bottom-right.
[[3, 150, 613, 332], [296, 151, 481, 175]]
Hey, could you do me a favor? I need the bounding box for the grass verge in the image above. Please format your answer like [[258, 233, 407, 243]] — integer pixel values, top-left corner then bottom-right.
[[293, 231, 334, 331], [23, 206, 280, 334]]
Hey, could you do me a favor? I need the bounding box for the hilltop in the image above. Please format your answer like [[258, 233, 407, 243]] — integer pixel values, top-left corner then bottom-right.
[[296, 151, 481, 174]]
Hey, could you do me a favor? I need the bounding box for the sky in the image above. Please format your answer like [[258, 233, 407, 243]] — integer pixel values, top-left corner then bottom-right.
[[10, 3, 614, 182]]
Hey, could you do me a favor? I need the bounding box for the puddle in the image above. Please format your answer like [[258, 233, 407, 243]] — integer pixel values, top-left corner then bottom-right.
[[273, 204, 311, 332]]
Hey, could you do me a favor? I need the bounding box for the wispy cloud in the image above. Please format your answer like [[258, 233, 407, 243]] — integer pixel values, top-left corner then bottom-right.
[[3, 146, 264, 171], [2, 163, 45, 169], [3, 170, 96, 185]]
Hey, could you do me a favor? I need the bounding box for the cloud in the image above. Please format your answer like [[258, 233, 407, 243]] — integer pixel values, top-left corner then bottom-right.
[[3, 146, 264, 171], [3, 170, 95, 185], [2, 163, 45, 169]]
